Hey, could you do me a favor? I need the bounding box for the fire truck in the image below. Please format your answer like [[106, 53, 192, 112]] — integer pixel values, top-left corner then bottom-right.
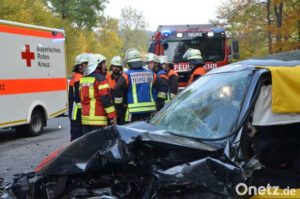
[[149, 24, 231, 87]]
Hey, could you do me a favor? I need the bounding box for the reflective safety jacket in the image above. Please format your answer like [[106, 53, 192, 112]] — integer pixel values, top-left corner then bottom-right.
[[125, 68, 156, 114], [188, 67, 206, 85], [79, 72, 116, 126], [105, 73, 117, 89], [153, 70, 169, 101], [114, 67, 169, 117], [68, 73, 82, 120], [167, 69, 179, 101]]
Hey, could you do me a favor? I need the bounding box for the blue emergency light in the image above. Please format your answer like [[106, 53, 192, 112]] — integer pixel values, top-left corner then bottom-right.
[[212, 28, 225, 33], [161, 29, 174, 37]]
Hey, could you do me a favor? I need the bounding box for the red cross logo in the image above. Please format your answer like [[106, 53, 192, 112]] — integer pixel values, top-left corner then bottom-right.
[[21, 44, 35, 67]]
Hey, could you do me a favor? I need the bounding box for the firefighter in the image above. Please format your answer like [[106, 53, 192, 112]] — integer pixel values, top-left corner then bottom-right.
[[106, 56, 123, 91], [69, 54, 84, 141], [114, 49, 162, 122], [105, 56, 125, 124], [184, 48, 206, 84], [160, 55, 179, 101], [79, 54, 117, 134], [145, 53, 169, 111], [145, 53, 158, 71], [151, 55, 169, 110]]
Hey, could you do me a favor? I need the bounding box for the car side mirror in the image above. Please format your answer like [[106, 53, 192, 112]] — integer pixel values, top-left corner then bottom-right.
[[233, 40, 239, 53]]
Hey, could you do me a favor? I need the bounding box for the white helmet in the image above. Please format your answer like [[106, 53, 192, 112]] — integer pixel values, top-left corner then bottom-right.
[[110, 56, 123, 67], [79, 52, 89, 64], [183, 48, 205, 66], [94, 54, 107, 64], [72, 54, 84, 72], [74, 54, 82, 65], [145, 53, 158, 63], [159, 55, 169, 64], [183, 48, 203, 60], [124, 48, 143, 63], [85, 54, 98, 76], [85, 54, 107, 76]]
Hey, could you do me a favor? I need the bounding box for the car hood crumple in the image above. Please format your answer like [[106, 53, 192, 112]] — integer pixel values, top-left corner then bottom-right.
[[8, 122, 247, 199], [36, 122, 219, 176]]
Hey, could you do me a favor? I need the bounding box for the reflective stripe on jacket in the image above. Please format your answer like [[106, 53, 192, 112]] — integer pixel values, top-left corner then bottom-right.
[[79, 72, 116, 126], [69, 73, 83, 120], [124, 68, 156, 114], [153, 69, 169, 101], [166, 69, 179, 101]]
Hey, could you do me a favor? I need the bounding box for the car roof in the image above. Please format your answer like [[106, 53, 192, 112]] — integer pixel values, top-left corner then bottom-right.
[[207, 59, 300, 75]]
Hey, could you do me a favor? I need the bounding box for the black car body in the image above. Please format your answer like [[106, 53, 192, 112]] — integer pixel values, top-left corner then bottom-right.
[[4, 59, 300, 199]]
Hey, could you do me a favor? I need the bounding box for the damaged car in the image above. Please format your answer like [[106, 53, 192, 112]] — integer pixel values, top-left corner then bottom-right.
[[3, 59, 300, 199]]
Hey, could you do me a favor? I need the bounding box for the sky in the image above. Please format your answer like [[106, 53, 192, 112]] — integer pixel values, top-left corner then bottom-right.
[[105, 0, 222, 31]]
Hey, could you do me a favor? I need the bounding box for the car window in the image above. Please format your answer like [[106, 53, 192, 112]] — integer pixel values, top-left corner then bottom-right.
[[150, 71, 253, 140]]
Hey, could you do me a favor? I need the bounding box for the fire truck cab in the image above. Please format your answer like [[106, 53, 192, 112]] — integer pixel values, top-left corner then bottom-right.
[[149, 24, 230, 87]]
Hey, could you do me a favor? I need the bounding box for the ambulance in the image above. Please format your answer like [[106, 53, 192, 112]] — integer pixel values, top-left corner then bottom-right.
[[0, 20, 68, 136]]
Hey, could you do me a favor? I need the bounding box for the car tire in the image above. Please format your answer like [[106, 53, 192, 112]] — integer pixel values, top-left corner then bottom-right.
[[15, 110, 44, 137]]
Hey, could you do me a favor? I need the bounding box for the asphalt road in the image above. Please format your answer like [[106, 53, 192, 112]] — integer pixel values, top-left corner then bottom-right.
[[0, 117, 71, 185]]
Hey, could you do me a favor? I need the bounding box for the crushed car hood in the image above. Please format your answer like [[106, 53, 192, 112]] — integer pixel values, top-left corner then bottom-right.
[[7, 122, 247, 199], [35, 122, 219, 175]]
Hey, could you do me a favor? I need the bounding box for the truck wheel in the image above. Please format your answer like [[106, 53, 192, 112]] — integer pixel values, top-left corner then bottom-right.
[[15, 111, 44, 136], [27, 110, 44, 136]]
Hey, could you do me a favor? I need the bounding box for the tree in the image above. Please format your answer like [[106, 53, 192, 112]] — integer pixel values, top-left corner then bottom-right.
[[96, 16, 124, 63], [274, 1, 283, 52], [44, 0, 108, 29], [0, 0, 61, 27], [271, 0, 300, 52], [212, 0, 268, 59], [212, 0, 300, 59], [119, 7, 149, 54], [267, 0, 273, 53]]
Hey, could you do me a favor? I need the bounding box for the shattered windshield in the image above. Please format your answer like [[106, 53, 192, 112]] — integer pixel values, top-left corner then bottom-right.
[[150, 71, 253, 140]]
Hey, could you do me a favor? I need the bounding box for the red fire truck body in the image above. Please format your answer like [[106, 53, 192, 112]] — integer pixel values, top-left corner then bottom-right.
[[150, 24, 230, 87]]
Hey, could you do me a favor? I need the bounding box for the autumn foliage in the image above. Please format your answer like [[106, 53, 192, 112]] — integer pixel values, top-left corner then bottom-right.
[[212, 0, 300, 59]]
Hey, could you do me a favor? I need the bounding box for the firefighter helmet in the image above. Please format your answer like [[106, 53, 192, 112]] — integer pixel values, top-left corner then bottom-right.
[[79, 53, 89, 64], [110, 56, 123, 67], [109, 56, 123, 71], [124, 48, 143, 68], [183, 48, 205, 66], [74, 54, 82, 65], [125, 48, 142, 63], [145, 53, 158, 63], [94, 54, 107, 64], [85, 54, 98, 76], [159, 55, 169, 64], [72, 54, 83, 72]]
